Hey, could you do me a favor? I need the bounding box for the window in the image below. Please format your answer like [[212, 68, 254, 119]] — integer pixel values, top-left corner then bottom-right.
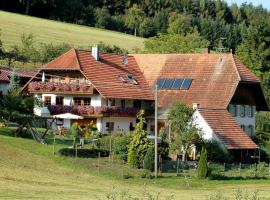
[[84, 98, 91, 106], [106, 122, 114, 133], [228, 104, 236, 117], [44, 96, 51, 106], [127, 74, 138, 85], [247, 125, 254, 136], [240, 125, 245, 132], [121, 99, 125, 109], [129, 122, 134, 131], [74, 97, 82, 106], [107, 98, 115, 107], [246, 105, 254, 118], [73, 97, 91, 106], [239, 105, 245, 117], [56, 96, 64, 105], [133, 100, 141, 108]]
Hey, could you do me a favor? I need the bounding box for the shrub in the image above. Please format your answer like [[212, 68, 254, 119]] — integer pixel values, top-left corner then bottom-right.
[[141, 170, 154, 179], [143, 146, 155, 171], [58, 148, 109, 158], [113, 134, 130, 161], [205, 141, 231, 163], [159, 127, 170, 159], [197, 146, 208, 179]]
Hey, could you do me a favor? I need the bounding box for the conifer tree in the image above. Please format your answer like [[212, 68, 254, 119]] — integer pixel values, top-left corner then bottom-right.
[[197, 146, 208, 179], [128, 110, 151, 167], [8, 68, 20, 95]]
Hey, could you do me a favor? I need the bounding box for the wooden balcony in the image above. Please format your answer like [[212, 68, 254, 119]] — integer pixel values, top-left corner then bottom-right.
[[28, 81, 94, 94], [47, 105, 141, 117]]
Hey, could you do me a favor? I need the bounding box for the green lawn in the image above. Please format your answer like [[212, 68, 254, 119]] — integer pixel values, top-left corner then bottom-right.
[[0, 11, 144, 51], [0, 128, 270, 199]]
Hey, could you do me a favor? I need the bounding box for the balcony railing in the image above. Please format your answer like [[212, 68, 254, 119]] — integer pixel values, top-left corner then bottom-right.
[[28, 82, 93, 94], [47, 105, 141, 117]]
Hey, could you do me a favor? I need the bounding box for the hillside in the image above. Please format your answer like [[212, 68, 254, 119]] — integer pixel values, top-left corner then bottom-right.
[[0, 129, 270, 199], [0, 11, 144, 51]]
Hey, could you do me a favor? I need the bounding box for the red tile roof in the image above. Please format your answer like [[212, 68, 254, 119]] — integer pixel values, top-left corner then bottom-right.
[[133, 53, 266, 110], [199, 109, 258, 149], [0, 67, 36, 83], [232, 55, 260, 83], [43, 49, 80, 70], [42, 49, 154, 100], [0, 70, 10, 83], [134, 53, 240, 109]]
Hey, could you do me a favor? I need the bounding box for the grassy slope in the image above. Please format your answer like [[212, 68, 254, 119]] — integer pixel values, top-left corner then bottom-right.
[[0, 129, 270, 199], [0, 11, 144, 51]]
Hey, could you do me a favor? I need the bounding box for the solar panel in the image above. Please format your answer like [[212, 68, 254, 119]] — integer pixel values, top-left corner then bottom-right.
[[181, 79, 192, 90], [171, 78, 184, 89], [162, 79, 175, 89], [157, 78, 165, 89]]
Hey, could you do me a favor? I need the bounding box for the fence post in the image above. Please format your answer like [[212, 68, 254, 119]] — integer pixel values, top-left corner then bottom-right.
[[53, 135, 56, 156], [238, 163, 241, 177], [98, 152, 100, 175], [177, 158, 180, 174], [122, 160, 125, 178], [75, 144, 78, 158], [268, 163, 270, 178], [159, 155, 162, 174]]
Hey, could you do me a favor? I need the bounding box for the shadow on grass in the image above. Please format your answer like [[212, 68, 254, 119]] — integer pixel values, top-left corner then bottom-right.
[[209, 173, 268, 180], [0, 127, 33, 139]]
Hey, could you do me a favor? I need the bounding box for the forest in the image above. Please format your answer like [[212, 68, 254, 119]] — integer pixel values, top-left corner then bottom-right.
[[1, 0, 270, 133]]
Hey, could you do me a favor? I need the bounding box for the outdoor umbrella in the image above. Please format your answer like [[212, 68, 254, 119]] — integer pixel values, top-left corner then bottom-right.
[[53, 113, 84, 119]]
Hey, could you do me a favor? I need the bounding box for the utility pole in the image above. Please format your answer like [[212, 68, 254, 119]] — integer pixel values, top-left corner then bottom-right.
[[154, 84, 158, 178]]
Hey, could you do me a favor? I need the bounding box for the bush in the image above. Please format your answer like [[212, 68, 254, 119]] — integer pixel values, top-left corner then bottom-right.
[[143, 147, 154, 171], [113, 134, 130, 161], [159, 127, 169, 159], [58, 148, 109, 158], [205, 141, 231, 163], [197, 147, 208, 179], [141, 170, 154, 179]]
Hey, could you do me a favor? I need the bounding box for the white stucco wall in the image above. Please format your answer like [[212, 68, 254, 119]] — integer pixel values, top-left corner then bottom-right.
[[0, 83, 9, 95], [101, 117, 136, 134], [193, 110, 214, 141], [96, 118, 102, 132], [91, 95, 102, 106]]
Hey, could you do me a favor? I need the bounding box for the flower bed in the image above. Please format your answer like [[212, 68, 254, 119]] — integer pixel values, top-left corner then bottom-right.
[[47, 105, 140, 117]]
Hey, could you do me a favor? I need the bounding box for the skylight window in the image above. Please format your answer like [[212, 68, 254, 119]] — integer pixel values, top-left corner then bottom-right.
[[118, 74, 138, 85], [118, 75, 127, 82], [127, 74, 138, 85], [157, 78, 192, 90]]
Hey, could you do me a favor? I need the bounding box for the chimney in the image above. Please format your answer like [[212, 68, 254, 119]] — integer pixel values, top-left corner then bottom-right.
[[92, 45, 99, 61], [192, 103, 200, 111]]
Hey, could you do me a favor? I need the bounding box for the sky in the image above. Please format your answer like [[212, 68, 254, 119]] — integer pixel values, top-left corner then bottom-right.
[[225, 0, 270, 10]]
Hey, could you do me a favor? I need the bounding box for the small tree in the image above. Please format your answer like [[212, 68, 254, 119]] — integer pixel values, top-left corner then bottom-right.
[[143, 146, 155, 171], [125, 4, 145, 36], [69, 123, 82, 147], [8, 68, 20, 95], [197, 146, 208, 179], [168, 102, 201, 161], [128, 110, 151, 167]]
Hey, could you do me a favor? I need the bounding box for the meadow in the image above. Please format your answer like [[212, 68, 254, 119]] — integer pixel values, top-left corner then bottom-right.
[[0, 128, 270, 200], [0, 11, 144, 51]]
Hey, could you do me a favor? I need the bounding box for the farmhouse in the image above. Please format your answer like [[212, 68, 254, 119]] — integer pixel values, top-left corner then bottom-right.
[[133, 53, 268, 161], [22, 46, 154, 133], [22, 47, 268, 161]]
